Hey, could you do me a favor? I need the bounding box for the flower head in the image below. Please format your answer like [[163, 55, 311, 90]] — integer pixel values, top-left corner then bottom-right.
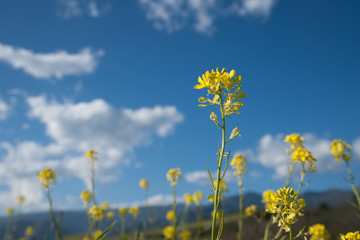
[[262, 190, 275, 204], [166, 168, 182, 186], [93, 229, 103, 239], [331, 139, 352, 162], [107, 211, 115, 219], [245, 205, 257, 216], [17, 195, 25, 205], [37, 168, 56, 189], [163, 226, 175, 239], [166, 210, 176, 222], [181, 230, 192, 240], [139, 178, 149, 189], [264, 187, 305, 232], [129, 206, 140, 219], [230, 154, 247, 176], [25, 226, 34, 237], [291, 147, 317, 171], [85, 149, 98, 162], [6, 207, 14, 216], [192, 191, 204, 205], [308, 224, 331, 240], [80, 190, 93, 207], [88, 205, 104, 221], [340, 231, 360, 240], [118, 207, 128, 217], [100, 201, 110, 211], [184, 193, 193, 205], [284, 133, 303, 150]]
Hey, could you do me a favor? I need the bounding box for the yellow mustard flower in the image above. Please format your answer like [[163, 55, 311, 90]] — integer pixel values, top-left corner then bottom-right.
[[194, 68, 245, 117], [166, 168, 182, 186], [230, 154, 247, 176], [163, 225, 175, 239], [340, 231, 360, 240], [264, 187, 305, 232], [139, 178, 149, 189], [100, 201, 110, 211], [37, 168, 57, 189], [25, 226, 34, 237], [331, 139, 352, 162], [85, 149, 98, 162], [192, 191, 204, 205], [118, 207, 128, 217], [107, 211, 115, 219], [211, 210, 221, 219], [93, 229, 103, 239], [129, 206, 140, 219], [308, 224, 331, 240], [181, 230, 192, 240], [245, 205, 257, 216], [88, 205, 104, 221], [291, 146, 317, 171], [262, 189, 275, 204], [80, 190, 93, 207], [184, 193, 193, 205], [17, 195, 25, 205], [284, 133, 303, 149], [6, 207, 14, 215], [166, 210, 176, 222], [209, 180, 229, 202]]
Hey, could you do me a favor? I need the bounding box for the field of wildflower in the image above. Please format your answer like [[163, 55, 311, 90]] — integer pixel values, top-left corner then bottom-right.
[[1, 68, 359, 240]]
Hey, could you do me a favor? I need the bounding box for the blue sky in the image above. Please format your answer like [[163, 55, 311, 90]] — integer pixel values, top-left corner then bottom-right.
[[0, 0, 360, 214]]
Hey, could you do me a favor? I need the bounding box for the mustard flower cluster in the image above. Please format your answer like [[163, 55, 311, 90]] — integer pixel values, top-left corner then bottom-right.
[[184, 193, 193, 205], [17, 195, 25, 205], [25, 226, 34, 237], [118, 207, 128, 218], [181, 230, 192, 240], [129, 206, 140, 219], [100, 201, 109, 211], [284, 133, 317, 172], [166, 210, 176, 222], [163, 226, 175, 239], [192, 190, 204, 205], [88, 205, 104, 221], [37, 168, 57, 189], [93, 229, 103, 239], [195, 68, 246, 117], [331, 139, 352, 162], [264, 187, 305, 232], [80, 190, 93, 207], [230, 154, 247, 176], [340, 231, 360, 240], [107, 211, 115, 219], [308, 224, 331, 240], [6, 207, 14, 215], [85, 149, 98, 163], [166, 168, 182, 186], [139, 178, 150, 189], [245, 205, 257, 216], [208, 180, 229, 202]]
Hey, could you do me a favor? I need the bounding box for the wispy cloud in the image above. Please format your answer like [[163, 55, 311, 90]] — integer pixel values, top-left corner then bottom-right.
[[57, 0, 111, 19], [0, 43, 104, 80], [139, 0, 278, 34], [0, 95, 10, 120], [0, 95, 184, 211]]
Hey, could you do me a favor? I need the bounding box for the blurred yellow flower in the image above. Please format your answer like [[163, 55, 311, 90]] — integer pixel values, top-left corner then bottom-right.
[[183, 193, 193, 205], [25, 226, 34, 237], [340, 231, 360, 240], [245, 205, 257, 216], [211, 210, 221, 219], [129, 206, 140, 219], [166, 168, 182, 186], [118, 207, 128, 217], [166, 210, 176, 222], [17, 195, 25, 205], [37, 168, 57, 189], [331, 139, 352, 162], [85, 150, 98, 162], [230, 154, 247, 176], [80, 190, 93, 207], [284, 133, 303, 149], [93, 229, 102, 239], [88, 205, 104, 221], [181, 230, 192, 240], [139, 178, 149, 189], [100, 201, 110, 211], [6, 207, 14, 215], [264, 187, 305, 232], [308, 224, 330, 240], [163, 225, 175, 239], [192, 191, 204, 205], [107, 211, 115, 219], [262, 190, 275, 204], [291, 147, 317, 171]]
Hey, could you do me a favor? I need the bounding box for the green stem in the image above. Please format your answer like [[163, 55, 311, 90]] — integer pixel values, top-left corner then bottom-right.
[[211, 94, 226, 240], [296, 165, 306, 196], [345, 161, 360, 210], [47, 190, 62, 240], [194, 205, 203, 240], [238, 175, 244, 240], [289, 226, 293, 240], [120, 217, 126, 240], [180, 204, 189, 226], [172, 185, 177, 240]]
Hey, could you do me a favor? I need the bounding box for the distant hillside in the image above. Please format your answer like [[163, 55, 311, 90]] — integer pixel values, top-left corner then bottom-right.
[[0, 189, 357, 239]]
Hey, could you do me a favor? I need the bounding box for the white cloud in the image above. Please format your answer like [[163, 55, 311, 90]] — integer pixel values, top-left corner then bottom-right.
[[58, 0, 111, 19], [185, 170, 237, 186], [0, 95, 183, 211], [352, 137, 360, 161], [0, 43, 104, 80], [0, 96, 10, 120], [139, 0, 277, 34], [113, 194, 184, 208]]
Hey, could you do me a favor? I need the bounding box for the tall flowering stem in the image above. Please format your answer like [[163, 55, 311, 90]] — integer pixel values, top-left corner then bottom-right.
[[331, 139, 360, 210], [194, 68, 245, 240], [139, 178, 153, 227], [85, 150, 98, 205], [37, 168, 62, 240]]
